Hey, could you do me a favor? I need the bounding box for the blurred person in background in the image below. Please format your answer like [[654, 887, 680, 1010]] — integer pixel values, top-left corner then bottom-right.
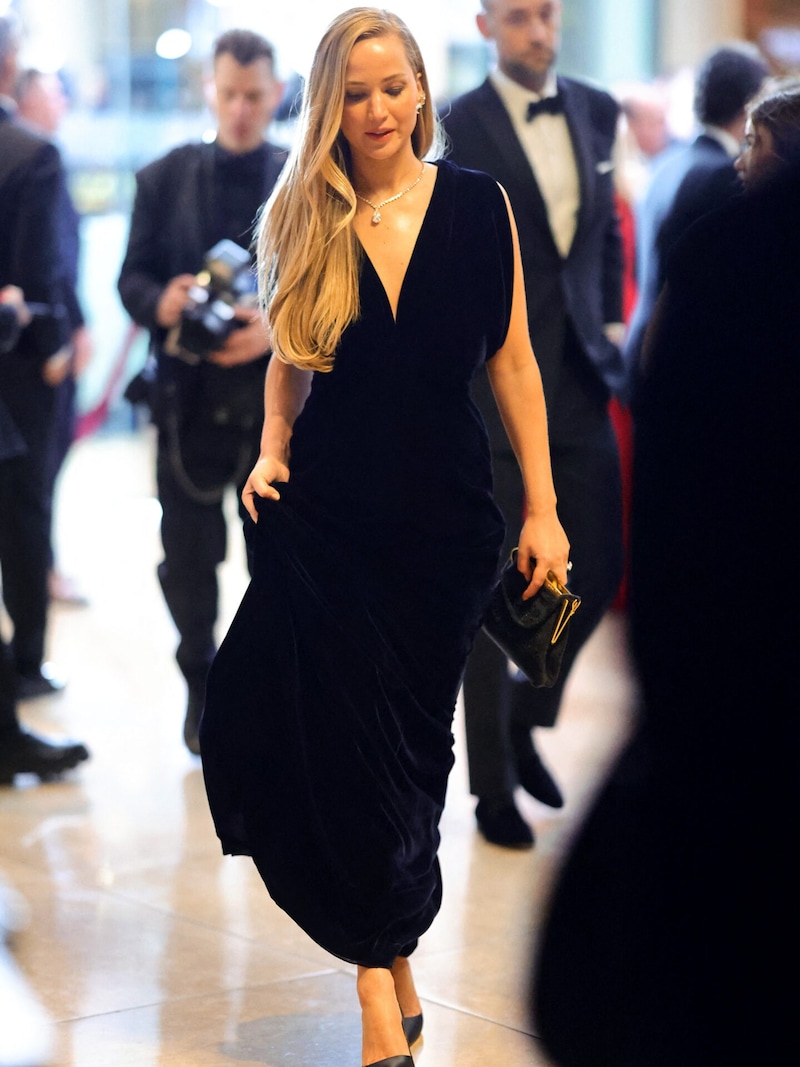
[[624, 43, 769, 383], [616, 80, 685, 204], [1, 284, 89, 785], [0, 13, 76, 701], [15, 66, 94, 607], [531, 139, 800, 1067], [117, 29, 287, 755]]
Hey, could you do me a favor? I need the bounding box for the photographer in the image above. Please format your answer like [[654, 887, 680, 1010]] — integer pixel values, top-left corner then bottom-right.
[[118, 29, 287, 754]]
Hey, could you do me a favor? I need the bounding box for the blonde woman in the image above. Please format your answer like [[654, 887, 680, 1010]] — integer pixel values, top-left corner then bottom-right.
[[200, 8, 568, 1065]]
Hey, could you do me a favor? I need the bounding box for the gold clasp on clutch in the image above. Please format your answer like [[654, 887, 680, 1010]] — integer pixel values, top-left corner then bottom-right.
[[551, 596, 580, 644], [544, 570, 568, 596], [545, 569, 580, 645]]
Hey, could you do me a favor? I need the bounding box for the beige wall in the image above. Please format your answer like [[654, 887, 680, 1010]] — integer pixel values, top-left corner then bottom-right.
[[659, 0, 747, 73]]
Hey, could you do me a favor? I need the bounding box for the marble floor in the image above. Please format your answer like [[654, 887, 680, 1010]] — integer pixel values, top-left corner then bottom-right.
[[1, 424, 637, 1067]]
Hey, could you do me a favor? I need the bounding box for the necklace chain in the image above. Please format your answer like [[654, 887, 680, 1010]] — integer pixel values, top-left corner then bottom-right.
[[355, 162, 426, 224]]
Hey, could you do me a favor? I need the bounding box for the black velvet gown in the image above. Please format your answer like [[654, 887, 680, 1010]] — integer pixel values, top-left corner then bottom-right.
[[201, 160, 513, 967]]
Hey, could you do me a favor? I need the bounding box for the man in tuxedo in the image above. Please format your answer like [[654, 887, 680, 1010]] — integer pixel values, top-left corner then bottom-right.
[[444, 0, 625, 848], [0, 14, 74, 703], [118, 30, 286, 754], [624, 43, 768, 377]]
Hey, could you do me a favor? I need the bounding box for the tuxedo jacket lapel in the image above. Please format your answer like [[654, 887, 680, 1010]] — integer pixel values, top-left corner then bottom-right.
[[466, 81, 560, 258], [558, 77, 596, 257]]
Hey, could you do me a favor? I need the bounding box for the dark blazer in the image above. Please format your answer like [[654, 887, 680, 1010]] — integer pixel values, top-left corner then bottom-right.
[[0, 306, 25, 462], [0, 106, 69, 364], [56, 165, 84, 333], [443, 74, 625, 446], [624, 132, 741, 375], [118, 140, 286, 340], [14, 113, 86, 335], [118, 139, 288, 428], [0, 304, 20, 354]]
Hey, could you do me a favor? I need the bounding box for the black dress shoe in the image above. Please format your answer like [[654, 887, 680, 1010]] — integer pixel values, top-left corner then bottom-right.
[[402, 1012, 423, 1045], [0, 730, 90, 785], [363, 1058, 413, 1067], [475, 796, 534, 849], [512, 728, 564, 808], [15, 663, 67, 700], [183, 687, 204, 756]]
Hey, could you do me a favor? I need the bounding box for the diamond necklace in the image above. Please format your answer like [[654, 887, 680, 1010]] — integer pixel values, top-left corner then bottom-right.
[[355, 162, 426, 225]]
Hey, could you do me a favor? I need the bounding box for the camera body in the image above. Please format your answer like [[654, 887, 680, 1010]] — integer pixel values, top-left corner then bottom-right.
[[171, 239, 257, 362]]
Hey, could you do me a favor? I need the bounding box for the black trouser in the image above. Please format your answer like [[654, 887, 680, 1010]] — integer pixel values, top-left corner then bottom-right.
[[0, 630, 20, 736], [0, 374, 56, 675], [463, 362, 624, 800], [155, 416, 259, 696]]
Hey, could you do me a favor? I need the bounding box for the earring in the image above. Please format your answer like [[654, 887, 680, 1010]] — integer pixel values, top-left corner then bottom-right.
[[416, 93, 426, 113]]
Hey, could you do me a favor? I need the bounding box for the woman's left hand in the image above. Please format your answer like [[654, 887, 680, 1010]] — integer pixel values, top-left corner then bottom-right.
[[515, 511, 571, 600]]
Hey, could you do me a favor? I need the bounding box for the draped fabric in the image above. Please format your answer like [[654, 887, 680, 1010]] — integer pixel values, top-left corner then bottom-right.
[[201, 161, 513, 966]]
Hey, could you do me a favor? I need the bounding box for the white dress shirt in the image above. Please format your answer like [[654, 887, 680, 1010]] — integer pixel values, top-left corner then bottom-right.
[[703, 123, 742, 159], [489, 68, 580, 258]]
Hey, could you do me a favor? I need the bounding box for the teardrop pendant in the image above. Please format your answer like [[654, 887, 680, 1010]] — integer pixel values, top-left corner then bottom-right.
[[355, 162, 426, 227]]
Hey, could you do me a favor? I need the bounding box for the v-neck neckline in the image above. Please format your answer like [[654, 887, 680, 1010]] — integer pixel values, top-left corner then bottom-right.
[[356, 162, 441, 324]]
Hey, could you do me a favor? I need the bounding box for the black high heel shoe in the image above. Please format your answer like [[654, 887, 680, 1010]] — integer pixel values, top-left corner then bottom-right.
[[363, 1058, 413, 1067], [402, 1012, 423, 1045]]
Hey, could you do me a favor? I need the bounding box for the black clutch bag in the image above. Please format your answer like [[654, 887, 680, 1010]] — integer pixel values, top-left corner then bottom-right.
[[482, 549, 581, 688]]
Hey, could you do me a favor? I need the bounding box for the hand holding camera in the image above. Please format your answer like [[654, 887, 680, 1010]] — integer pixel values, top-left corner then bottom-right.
[[164, 239, 269, 365], [156, 275, 195, 329]]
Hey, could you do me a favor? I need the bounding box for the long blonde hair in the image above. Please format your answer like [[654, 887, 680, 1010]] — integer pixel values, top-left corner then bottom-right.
[[257, 7, 441, 372]]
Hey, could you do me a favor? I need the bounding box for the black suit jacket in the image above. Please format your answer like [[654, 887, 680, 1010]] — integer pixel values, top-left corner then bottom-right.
[[0, 305, 20, 355], [0, 306, 25, 462], [118, 140, 286, 339], [624, 132, 741, 375], [117, 140, 287, 429], [0, 106, 69, 364], [443, 75, 625, 448]]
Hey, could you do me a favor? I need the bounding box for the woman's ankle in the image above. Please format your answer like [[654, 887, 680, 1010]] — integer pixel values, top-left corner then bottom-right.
[[390, 956, 422, 1018], [357, 966, 407, 1064]]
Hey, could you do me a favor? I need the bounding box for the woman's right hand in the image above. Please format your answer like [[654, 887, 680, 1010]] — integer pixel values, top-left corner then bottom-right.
[[241, 455, 290, 522]]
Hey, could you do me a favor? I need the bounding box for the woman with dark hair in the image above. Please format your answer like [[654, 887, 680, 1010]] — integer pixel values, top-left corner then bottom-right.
[[736, 78, 800, 187], [200, 9, 569, 1065]]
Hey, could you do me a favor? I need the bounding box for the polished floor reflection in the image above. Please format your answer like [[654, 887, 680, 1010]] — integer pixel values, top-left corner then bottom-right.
[[1, 426, 636, 1066]]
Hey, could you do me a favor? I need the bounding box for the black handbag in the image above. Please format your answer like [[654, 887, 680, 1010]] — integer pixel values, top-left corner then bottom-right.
[[482, 549, 581, 688]]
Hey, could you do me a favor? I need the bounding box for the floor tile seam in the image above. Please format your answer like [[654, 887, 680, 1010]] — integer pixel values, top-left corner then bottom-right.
[[49, 968, 343, 1026], [87, 886, 290, 944], [411, 934, 538, 959], [413, 995, 536, 1036], [80, 885, 354, 966]]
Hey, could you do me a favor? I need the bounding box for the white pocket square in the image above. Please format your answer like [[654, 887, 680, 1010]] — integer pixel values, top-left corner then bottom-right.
[[596, 160, 614, 174]]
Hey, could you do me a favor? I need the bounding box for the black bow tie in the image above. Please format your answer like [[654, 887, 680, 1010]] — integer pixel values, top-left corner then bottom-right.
[[526, 95, 563, 121]]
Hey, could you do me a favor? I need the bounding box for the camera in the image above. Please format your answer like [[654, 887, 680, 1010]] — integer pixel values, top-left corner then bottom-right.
[[169, 239, 257, 362]]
